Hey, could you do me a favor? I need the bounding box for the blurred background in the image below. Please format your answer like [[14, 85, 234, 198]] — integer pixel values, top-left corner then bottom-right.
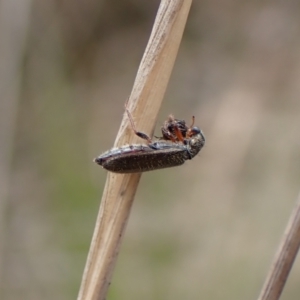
[[1, 0, 300, 299]]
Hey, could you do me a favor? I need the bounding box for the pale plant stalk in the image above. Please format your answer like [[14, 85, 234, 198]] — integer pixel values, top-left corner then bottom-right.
[[77, 1, 193, 299], [257, 192, 300, 300]]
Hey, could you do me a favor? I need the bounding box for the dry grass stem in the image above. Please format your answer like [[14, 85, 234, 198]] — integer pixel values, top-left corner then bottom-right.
[[257, 192, 300, 300], [77, 1, 193, 299]]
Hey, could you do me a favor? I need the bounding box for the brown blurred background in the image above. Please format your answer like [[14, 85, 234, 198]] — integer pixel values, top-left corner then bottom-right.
[[1, 0, 300, 299]]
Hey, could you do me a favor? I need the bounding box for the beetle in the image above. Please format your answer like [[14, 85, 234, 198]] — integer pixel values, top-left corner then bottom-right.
[[94, 106, 205, 173]]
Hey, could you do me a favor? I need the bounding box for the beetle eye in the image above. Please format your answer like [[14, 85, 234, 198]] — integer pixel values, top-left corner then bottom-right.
[[191, 127, 201, 135]]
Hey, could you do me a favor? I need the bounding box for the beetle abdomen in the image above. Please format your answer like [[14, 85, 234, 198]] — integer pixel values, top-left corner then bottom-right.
[[95, 146, 187, 173]]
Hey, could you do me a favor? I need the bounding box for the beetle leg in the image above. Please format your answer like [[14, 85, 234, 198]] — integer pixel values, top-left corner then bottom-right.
[[125, 103, 152, 143], [186, 116, 195, 138], [161, 127, 177, 142], [174, 124, 185, 143]]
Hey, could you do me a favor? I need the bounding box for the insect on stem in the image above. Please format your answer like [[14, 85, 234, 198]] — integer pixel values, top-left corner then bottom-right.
[[94, 102, 206, 173]]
